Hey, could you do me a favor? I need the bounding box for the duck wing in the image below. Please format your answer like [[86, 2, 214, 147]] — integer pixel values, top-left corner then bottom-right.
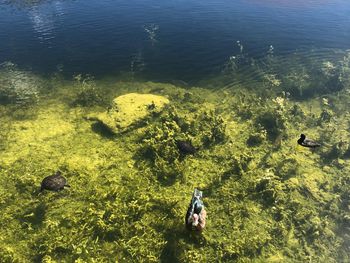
[[303, 138, 321, 148]]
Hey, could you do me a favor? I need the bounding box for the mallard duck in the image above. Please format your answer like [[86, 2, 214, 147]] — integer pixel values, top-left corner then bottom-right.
[[185, 189, 207, 231], [297, 134, 321, 148]]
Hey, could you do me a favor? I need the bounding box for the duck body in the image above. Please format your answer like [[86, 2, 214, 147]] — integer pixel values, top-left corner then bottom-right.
[[185, 189, 206, 231], [41, 171, 70, 192], [297, 134, 321, 148]]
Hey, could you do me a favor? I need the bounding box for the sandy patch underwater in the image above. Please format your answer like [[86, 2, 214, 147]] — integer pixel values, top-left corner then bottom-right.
[[0, 56, 350, 262]]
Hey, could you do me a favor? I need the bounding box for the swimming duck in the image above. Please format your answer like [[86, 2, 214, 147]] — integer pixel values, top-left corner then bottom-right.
[[297, 134, 321, 148], [40, 171, 70, 192], [185, 188, 207, 231]]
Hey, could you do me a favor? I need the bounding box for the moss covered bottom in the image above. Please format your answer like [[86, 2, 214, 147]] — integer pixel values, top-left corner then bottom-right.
[[0, 75, 349, 262], [90, 93, 170, 134]]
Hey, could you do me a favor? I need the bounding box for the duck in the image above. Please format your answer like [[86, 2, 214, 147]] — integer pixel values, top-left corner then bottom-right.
[[185, 189, 207, 231], [297, 134, 321, 148]]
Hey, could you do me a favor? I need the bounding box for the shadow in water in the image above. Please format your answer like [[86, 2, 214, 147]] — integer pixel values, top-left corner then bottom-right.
[[91, 122, 116, 139], [159, 223, 206, 263], [20, 202, 46, 227], [150, 197, 206, 262]]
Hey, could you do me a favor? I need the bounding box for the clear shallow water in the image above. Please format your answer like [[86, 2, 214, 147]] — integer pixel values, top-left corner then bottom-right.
[[1, 1, 350, 262], [1, 0, 350, 82]]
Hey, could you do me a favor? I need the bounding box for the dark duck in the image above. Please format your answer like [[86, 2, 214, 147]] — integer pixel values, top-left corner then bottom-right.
[[297, 134, 321, 148], [185, 189, 207, 231], [40, 171, 70, 192]]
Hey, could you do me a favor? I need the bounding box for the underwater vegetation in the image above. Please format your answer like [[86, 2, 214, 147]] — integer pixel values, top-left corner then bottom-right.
[[220, 45, 350, 100], [143, 24, 160, 46], [70, 74, 104, 108], [138, 104, 226, 185], [0, 53, 350, 262], [0, 62, 41, 107], [90, 93, 170, 134]]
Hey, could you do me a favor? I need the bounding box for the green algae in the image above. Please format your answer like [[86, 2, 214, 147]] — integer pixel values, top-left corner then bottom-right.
[[0, 55, 350, 262], [137, 104, 226, 185], [70, 74, 105, 108], [0, 62, 41, 107], [91, 93, 170, 134]]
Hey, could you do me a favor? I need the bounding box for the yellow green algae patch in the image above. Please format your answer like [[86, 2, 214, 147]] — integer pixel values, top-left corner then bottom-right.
[[0, 103, 74, 165], [0, 74, 350, 262], [91, 93, 169, 133]]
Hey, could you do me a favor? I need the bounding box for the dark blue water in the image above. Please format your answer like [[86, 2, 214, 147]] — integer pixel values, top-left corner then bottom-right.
[[1, 0, 350, 82]]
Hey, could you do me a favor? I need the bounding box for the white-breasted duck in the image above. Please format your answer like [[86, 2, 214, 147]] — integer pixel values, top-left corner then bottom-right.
[[297, 134, 321, 148]]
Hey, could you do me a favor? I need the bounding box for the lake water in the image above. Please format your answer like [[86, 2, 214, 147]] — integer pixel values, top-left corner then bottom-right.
[[1, 0, 350, 82], [1, 1, 350, 262]]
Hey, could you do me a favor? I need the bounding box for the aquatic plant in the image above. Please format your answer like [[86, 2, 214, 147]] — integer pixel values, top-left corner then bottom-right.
[[223, 55, 239, 75], [139, 104, 226, 185], [140, 115, 183, 184], [71, 74, 104, 107], [143, 24, 159, 45], [89, 93, 170, 134], [339, 50, 350, 88], [276, 157, 299, 181], [319, 109, 333, 123], [231, 91, 260, 120], [222, 41, 252, 78], [255, 170, 282, 206], [263, 73, 282, 90], [221, 48, 350, 100], [323, 141, 350, 162], [130, 51, 146, 77], [0, 74, 349, 262], [283, 66, 311, 98], [246, 128, 267, 147], [0, 62, 41, 107], [0, 114, 11, 151], [3, 0, 47, 8], [193, 110, 227, 146], [254, 97, 287, 141]]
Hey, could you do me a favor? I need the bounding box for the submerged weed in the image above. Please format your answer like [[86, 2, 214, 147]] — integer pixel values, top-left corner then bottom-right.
[[71, 74, 104, 107], [138, 105, 226, 185], [0, 61, 350, 262], [0, 62, 41, 107]]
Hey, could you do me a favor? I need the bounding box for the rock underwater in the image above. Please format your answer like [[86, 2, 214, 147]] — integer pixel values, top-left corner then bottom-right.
[[89, 93, 170, 133]]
